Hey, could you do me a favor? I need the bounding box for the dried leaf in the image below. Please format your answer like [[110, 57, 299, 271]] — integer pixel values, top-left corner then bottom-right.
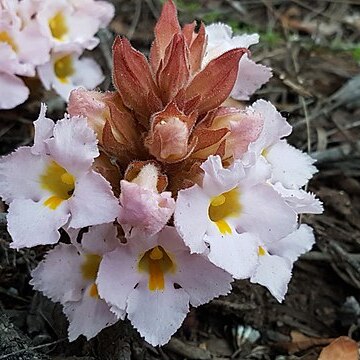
[[318, 336, 359, 360]]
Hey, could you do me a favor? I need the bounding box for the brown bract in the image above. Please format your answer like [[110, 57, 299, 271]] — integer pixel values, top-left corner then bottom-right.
[[68, 0, 258, 194]]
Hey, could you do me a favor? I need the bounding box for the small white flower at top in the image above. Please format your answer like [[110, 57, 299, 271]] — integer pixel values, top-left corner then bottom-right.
[[0, 104, 120, 249], [204, 23, 272, 101], [37, 45, 104, 101]]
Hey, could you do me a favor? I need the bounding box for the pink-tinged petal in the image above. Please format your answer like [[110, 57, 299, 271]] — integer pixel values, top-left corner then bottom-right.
[[250, 254, 292, 302], [68, 170, 119, 229], [32, 104, 55, 155], [8, 198, 70, 249], [0, 147, 49, 203], [64, 289, 118, 342], [81, 223, 120, 255], [46, 116, 98, 176], [205, 232, 259, 279], [231, 54, 272, 101], [201, 155, 245, 196], [126, 279, 190, 346], [67, 88, 108, 138], [273, 182, 323, 214], [0, 72, 29, 109], [30, 244, 84, 303], [173, 251, 233, 307], [118, 181, 175, 237], [97, 246, 141, 312], [267, 224, 315, 263], [249, 100, 292, 154], [227, 108, 264, 159], [266, 141, 318, 189], [238, 184, 297, 242], [174, 184, 210, 254]]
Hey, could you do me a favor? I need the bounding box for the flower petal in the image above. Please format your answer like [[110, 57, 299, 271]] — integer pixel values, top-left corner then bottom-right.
[[173, 251, 233, 306], [97, 246, 141, 312], [32, 104, 55, 155], [0, 72, 29, 109], [266, 140, 317, 189], [238, 184, 297, 242], [68, 170, 119, 229], [201, 155, 245, 196], [273, 182, 323, 214], [64, 287, 118, 342], [0, 147, 48, 203], [81, 223, 120, 255], [250, 254, 292, 302], [174, 184, 210, 254], [118, 181, 175, 237], [8, 198, 70, 249], [249, 100, 292, 154], [126, 278, 190, 346], [156, 226, 233, 306], [30, 243, 84, 303], [267, 224, 315, 263], [72, 56, 104, 91], [231, 54, 272, 101], [205, 232, 259, 279], [46, 116, 98, 176]]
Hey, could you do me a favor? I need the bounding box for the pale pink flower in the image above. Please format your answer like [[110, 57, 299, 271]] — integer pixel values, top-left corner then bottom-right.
[[204, 23, 272, 100], [30, 224, 122, 341], [118, 163, 175, 237], [37, 47, 104, 101], [97, 226, 233, 346], [0, 0, 50, 108], [0, 104, 119, 249], [174, 155, 297, 278], [250, 224, 315, 302]]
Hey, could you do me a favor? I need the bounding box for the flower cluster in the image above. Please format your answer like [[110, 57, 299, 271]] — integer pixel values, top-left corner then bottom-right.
[[0, 0, 322, 347], [0, 0, 114, 109]]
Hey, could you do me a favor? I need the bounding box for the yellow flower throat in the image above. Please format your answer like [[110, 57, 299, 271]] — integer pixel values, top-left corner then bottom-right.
[[40, 161, 75, 210], [208, 188, 242, 235], [138, 246, 176, 291]]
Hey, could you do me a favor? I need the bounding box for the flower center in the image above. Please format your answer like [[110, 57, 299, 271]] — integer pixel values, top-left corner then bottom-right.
[[40, 161, 75, 210], [49, 11, 68, 40], [0, 31, 17, 52], [258, 246, 266, 256], [81, 254, 102, 298], [138, 246, 176, 291], [54, 55, 74, 84], [208, 188, 241, 235]]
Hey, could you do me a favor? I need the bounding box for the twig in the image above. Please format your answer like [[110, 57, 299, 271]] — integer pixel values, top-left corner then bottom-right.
[[0, 339, 65, 360], [164, 338, 211, 360]]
